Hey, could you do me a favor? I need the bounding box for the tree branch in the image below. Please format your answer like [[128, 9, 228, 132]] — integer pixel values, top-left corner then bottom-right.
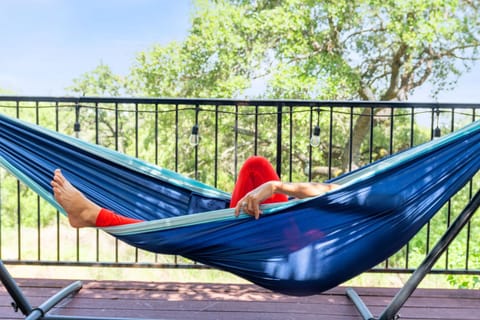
[[382, 43, 408, 100]]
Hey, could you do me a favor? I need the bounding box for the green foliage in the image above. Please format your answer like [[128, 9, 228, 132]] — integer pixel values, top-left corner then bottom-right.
[[447, 275, 480, 289], [67, 63, 126, 97], [65, 0, 479, 102], [62, 0, 480, 171]]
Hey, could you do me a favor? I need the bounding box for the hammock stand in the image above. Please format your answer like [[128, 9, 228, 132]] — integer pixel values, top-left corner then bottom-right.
[[0, 189, 478, 320], [347, 188, 480, 320]]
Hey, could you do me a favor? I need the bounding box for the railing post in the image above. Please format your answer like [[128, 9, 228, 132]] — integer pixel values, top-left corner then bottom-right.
[[276, 103, 283, 178]]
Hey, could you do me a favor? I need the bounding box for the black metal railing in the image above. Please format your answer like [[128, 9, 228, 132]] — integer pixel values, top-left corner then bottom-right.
[[0, 96, 478, 276]]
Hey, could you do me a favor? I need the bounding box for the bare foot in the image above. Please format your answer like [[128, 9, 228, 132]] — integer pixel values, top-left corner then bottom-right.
[[51, 169, 101, 228]]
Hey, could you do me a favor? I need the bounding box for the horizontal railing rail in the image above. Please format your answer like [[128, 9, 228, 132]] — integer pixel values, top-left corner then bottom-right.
[[0, 96, 478, 278]]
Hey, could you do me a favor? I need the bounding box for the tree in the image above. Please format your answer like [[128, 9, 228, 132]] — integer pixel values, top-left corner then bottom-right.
[[69, 0, 480, 172]]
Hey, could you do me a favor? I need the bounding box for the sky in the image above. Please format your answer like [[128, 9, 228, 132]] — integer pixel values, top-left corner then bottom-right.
[[0, 0, 479, 102], [0, 0, 192, 95]]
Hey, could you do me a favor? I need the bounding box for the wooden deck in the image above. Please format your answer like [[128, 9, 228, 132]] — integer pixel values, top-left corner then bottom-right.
[[0, 278, 478, 320]]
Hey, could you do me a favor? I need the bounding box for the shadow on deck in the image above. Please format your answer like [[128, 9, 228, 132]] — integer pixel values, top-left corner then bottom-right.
[[0, 278, 478, 320]]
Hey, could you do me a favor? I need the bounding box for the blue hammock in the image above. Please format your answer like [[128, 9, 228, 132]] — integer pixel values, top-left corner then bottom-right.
[[0, 113, 479, 296]]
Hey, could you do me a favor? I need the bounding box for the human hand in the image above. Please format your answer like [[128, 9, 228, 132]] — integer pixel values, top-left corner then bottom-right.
[[234, 181, 277, 219]]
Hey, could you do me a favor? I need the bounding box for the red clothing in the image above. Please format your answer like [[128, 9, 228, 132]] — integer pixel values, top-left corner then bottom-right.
[[95, 208, 142, 227], [229, 156, 288, 207], [95, 156, 287, 227]]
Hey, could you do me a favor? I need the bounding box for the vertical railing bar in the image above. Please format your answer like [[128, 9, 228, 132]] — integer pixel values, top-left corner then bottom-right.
[[214, 104, 219, 188], [153, 102, 159, 264], [445, 201, 451, 270], [389, 107, 394, 156], [234, 105, 239, 181], [348, 106, 354, 172], [193, 103, 200, 267], [386, 107, 395, 269], [36, 101, 41, 261], [95, 102, 100, 144], [445, 110, 455, 270], [465, 108, 476, 270], [75, 101, 80, 263], [135, 103, 139, 263], [276, 104, 283, 178], [465, 180, 472, 271], [425, 107, 436, 256], [308, 107, 313, 181], [289, 106, 293, 182], [194, 104, 199, 181], [135, 103, 139, 159], [175, 104, 179, 173], [328, 106, 333, 180], [406, 106, 415, 270], [55, 101, 61, 262], [94, 102, 100, 263], [154, 101, 159, 262], [173, 103, 180, 266], [16, 100, 21, 260], [410, 107, 415, 147], [155, 103, 159, 166], [75, 101, 83, 263], [368, 106, 374, 164], [114, 102, 119, 263], [254, 105, 259, 155]]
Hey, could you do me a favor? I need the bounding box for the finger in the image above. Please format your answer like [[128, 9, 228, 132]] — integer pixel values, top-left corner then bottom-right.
[[242, 201, 253, 217], [234, 203, 241, 217], [246, 200, 253, 214], [235, 199, 247, 217], [254, 203, 262, 220]]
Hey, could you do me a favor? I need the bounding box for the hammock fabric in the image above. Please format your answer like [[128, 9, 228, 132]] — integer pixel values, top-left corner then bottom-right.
[[0, 113, 479, 296]]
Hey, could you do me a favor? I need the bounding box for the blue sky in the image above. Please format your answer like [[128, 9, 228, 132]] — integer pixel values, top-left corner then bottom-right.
[[0, 0, 479, 102], [0, 0, 192, 95]]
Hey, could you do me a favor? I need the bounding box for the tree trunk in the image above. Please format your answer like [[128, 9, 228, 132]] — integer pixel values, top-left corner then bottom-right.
[[341, 107, 374, 171]]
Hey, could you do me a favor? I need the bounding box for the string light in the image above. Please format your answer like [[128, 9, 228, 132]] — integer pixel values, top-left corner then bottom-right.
[[74, 103, 81, 138], [190, 105, 200, 146], [189, 124, 200, 146], [310, 125, 321, 147], [310, 108, 321, 147], [433, 108, 441, 138]]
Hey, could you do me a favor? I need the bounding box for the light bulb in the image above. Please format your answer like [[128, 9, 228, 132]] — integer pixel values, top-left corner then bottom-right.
[[189, 124, 199, 146], [310, 125, 321, 147], [433, 108, 441, 138]]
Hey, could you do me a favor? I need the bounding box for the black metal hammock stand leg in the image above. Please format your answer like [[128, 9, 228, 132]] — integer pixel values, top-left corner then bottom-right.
[[0, 260, 159, 320], [347, 189, 480, 320]]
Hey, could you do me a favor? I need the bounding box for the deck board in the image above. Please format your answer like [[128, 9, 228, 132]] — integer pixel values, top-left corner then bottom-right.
[[0, 278, 478, 319]]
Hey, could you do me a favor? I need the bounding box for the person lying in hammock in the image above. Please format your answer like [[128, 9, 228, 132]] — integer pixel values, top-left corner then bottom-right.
[[51, 156, 337, 228]]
